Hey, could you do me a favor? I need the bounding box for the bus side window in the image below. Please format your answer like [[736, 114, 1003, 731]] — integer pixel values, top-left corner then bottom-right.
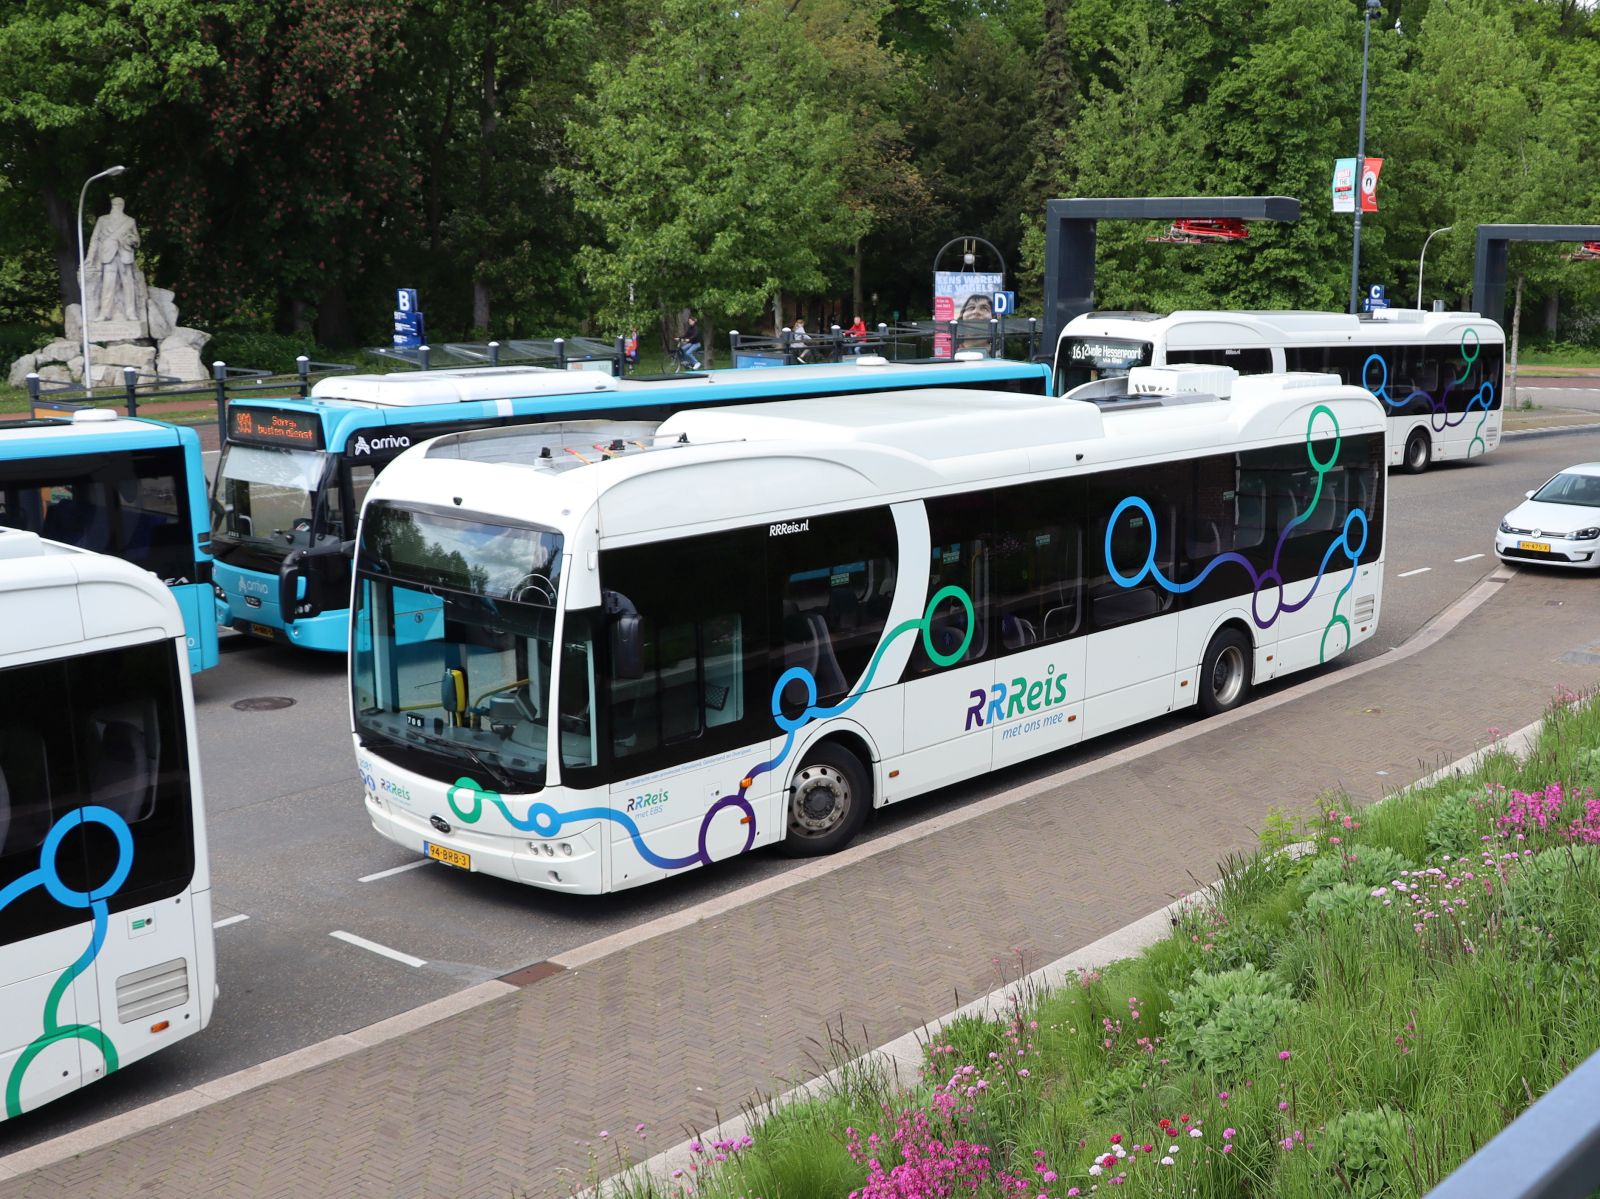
[[1089, 464, 1181, 630], [904, 492, 991, 677], [992, 479, 1082, 650]]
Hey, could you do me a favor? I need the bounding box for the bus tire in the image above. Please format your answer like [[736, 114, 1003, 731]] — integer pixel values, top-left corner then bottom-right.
[[1402, 428, 1431, 475], [780, 742, 870, 857], [1198, 628, 1253, 718]]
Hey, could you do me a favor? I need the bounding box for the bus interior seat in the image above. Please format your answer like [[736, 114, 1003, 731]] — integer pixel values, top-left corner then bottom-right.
[[804, 613, 847, 700], [1186, 519, 1222, 559], [0, 727, 50, 853], [1235, 484, 1267, 549], [89, 705, 159, 825], [5, 488, 45, 532], [1001, 612, 1038, 649], [1092, 586, 1163, 626]]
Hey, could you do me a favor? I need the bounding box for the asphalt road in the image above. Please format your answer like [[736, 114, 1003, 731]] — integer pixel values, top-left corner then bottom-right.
[[3, 425, 1598, 1152]]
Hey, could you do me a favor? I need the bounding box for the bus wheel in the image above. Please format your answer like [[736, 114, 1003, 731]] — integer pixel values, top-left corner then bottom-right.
[[1199, 628, 1253, 717], [1403, 429, 1432, 475], [781, 743, 870, 857]]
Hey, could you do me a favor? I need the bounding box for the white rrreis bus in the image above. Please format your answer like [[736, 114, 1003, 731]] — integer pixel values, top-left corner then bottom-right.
[[1054, 309, 1505, 474], [350, 367, 1387, 894], [0, 529, 214, 1120]]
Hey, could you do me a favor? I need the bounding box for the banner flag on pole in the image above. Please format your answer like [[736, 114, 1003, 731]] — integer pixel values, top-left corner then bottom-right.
[[1360, 159, 1383, 212], [1332, 158, 1356, 213]]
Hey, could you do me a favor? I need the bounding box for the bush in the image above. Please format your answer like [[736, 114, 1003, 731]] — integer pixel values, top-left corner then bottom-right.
[[1162, 965, 1298, 1082], [1502, 845, 1600, 961], [206, 330, 334, 376], [0, 321, 52, 363], [1298, 844, 1414, 899], [1425, 787, 1494, 858], [1304, 881, 1380, 918], [1316, 1106, 1415, 1199]]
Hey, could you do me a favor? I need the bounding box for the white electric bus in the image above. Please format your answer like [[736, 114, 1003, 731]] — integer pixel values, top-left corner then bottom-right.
[[349, 367, 1386, 894], [1054, 309, 1504, 474], [0, 529, 214, 1120]]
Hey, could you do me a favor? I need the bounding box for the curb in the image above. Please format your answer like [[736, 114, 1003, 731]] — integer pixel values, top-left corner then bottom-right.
[[599, 708, 1551, 1196]]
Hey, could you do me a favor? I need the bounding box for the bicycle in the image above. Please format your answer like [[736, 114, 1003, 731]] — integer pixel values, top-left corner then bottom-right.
[[670, 338, 702, 373]]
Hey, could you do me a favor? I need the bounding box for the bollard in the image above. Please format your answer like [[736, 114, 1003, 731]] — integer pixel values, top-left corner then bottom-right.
[[418, 345, 431, 371], [488, 340, 500, 367], [729, 330, 741, 368], [780, 326, 795, 366], [26, 372, 39, 406], [946, 319, 958, 359], [297, 355, 311, 397], [613, 335, 626, 377], [123, 366, 139, 417], [554, 337, 566, 370], [831, 324, 843, 363], [213, 360, 228, 430], [1027, 317, 1039, 361], [990, 317, 1001, 359]]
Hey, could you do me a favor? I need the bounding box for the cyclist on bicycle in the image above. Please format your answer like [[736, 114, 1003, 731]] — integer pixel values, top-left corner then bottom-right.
[[678, 314, 702, 370]]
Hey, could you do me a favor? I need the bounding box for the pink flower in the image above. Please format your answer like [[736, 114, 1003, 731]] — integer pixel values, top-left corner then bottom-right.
[[1279, 1050, 1293, 1061], [1223, 1128, 1236, 1140]]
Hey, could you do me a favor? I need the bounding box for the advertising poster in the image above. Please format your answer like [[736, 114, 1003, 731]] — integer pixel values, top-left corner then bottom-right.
[[1360, 158, 1384, 212], [1331, 159, 1356, 214], [933, 270, 1004, 358]]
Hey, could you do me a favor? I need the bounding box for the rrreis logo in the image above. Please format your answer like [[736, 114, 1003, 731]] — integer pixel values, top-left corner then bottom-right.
[[352, 433, 411, 457], [769, 518, 810, 537]]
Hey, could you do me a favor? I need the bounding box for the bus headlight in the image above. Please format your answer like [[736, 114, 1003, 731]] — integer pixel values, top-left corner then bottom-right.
[[213, 583, 228, 602]]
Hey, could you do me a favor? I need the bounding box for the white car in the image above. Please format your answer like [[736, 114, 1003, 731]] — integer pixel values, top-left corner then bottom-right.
[[1495, 462, 1600, 570]]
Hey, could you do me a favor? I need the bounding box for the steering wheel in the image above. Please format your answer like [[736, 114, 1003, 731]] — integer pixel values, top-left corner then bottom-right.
[[477, 680, 539, 723], [510, 573, 557, 605]]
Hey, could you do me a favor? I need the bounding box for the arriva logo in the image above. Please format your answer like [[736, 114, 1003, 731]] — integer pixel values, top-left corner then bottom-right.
[[237, 577, 270, 597], [964, 665, 1070, 730], [352, 433, 411, 457], [625, 789, 669, 814]]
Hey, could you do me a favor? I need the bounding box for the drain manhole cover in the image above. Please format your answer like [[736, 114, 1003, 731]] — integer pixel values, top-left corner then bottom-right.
[[232, 696, 296, 712]]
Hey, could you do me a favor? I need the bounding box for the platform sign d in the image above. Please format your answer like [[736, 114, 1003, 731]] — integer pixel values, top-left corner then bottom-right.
[[992, 291, 1016, 316]]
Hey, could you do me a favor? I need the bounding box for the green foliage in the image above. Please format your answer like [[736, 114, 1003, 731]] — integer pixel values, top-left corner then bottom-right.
[[1502, 845, 1600, 962], [1258, 804, 1303, 853], [1162, 964, 1298, 1082], [1298, 844, 1414, 899], [1425, 787, 1495, 858], [1304, 881, 1380, 918], [1316, 1106, 1416, 1199]]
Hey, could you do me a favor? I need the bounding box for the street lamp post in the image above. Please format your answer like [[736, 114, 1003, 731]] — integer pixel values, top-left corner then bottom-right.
[[1347, 0, 1381, 314], [1416, 225, 1454, 309], [77, 164, 128, 396]]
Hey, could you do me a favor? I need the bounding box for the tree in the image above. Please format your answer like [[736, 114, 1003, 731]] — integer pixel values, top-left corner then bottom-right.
[[562, 0, 856, 351]]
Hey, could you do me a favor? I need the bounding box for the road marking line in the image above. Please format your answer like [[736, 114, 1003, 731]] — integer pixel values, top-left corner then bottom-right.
[[212, 914, 250, 929], [359, 859, 431, 883], [1454, 554, 1484, 563], [330, 930, 426, 968], [1398, 567, 1432, 577]]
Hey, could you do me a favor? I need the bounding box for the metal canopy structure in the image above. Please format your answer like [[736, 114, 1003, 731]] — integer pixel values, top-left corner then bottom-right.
[[1042, 196, 1301, 348], [1472, 224, 1600, 321]]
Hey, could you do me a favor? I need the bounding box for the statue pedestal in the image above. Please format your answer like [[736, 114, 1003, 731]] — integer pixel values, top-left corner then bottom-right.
[[85, 318, 148, 342]]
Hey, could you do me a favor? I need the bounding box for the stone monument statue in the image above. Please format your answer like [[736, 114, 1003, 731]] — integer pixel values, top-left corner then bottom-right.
[[86, 197, 145, 326], [8, 197, 211, 389]]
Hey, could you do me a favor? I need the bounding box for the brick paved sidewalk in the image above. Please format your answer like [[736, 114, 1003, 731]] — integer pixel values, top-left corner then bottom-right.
[[3, 571, 1598, 1199]]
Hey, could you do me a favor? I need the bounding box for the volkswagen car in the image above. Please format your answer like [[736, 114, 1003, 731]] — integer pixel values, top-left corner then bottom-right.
[[1495, 463, 1600, 570]]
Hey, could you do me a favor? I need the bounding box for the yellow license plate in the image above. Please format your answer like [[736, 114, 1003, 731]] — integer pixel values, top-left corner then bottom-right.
[[249, 622, 277, 639], [426, 842, 471, 870], [1518, 540, 1551, 553]]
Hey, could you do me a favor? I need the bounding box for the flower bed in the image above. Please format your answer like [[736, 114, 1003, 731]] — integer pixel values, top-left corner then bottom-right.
[[609, 693, 1600, 1199]]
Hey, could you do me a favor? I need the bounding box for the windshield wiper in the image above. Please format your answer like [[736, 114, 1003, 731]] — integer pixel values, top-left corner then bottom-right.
[[387, 723, 522, 792]]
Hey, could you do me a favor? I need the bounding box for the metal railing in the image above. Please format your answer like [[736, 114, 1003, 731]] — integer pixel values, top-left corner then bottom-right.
[[729, 318, 1042, 367]]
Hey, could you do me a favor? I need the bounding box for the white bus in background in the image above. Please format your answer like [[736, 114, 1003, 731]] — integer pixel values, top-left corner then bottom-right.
[[348, 367, 1386, 895], [1054, 309, 1505, 474], [0, 529, 214, 1121]]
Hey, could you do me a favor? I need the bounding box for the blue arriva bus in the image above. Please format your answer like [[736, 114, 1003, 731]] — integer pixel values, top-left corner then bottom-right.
[[209, 356, 1052, 650], [0, 411, 218, 672]]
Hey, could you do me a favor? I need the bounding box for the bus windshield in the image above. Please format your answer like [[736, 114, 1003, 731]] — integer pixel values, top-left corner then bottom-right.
[[352, 505, 595, 790], [210, 444, 331, 557], [1055, 336, 1154, 394]]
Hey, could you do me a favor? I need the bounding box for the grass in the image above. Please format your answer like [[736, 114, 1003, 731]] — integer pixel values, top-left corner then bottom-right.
[[601, 691, 1600, 1199]]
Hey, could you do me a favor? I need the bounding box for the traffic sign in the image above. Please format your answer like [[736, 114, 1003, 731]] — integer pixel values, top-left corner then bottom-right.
[[1362, 283, 1391, 312], [394, 288, 426, 348], [992, 290, 1016, 316]]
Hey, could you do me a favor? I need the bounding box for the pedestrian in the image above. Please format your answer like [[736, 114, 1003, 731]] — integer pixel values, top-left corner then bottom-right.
[[846, 314, 867, 356], [791, 317, 811, 364], [681, 314, 702, 370], [623, 328, 640, 370]]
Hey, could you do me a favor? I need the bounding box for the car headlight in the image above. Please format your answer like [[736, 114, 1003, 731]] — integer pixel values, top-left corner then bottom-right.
[[1572, 527, 1600, 541], [1499, 519, 1513, 534], [213, 582, 228, 602]]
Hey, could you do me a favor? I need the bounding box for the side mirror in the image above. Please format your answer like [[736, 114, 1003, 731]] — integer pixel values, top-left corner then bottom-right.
[[278, 549, 307, 624], [1526, 490, 1536, 499], [603, 590, 644, 680]]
